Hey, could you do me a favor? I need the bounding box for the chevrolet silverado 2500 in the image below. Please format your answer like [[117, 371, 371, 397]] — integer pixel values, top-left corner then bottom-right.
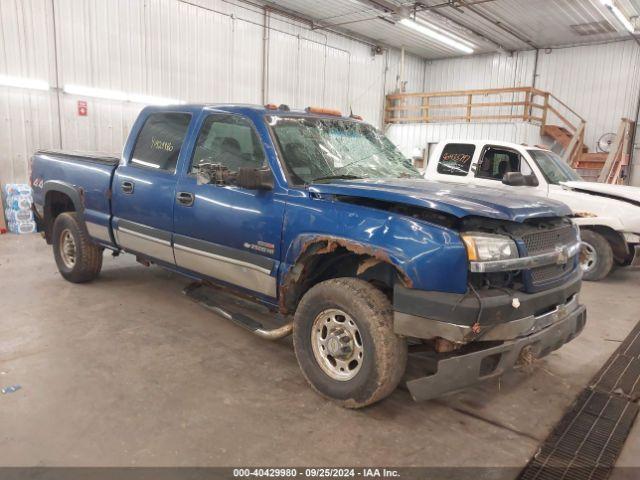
[[31, 104, 586, 407], [424, 140, 640, 281]]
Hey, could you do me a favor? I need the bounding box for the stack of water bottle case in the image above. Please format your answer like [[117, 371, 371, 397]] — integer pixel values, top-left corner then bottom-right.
[[2, 184, 37, 234]]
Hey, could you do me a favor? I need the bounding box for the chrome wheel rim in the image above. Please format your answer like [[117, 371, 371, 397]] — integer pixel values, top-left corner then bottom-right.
[[311, 308, 364, 382], [59, 229, 76, 269], [580, 241, 597, 273]]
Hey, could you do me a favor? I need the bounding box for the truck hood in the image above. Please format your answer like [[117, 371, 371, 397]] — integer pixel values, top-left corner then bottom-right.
[[561, 181, 640, 206], [309, 178, 571, 222]]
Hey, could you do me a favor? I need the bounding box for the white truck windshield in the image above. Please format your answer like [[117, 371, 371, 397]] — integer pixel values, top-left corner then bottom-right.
[[269, 116, 420, 184], [528, 149, 582, 184]]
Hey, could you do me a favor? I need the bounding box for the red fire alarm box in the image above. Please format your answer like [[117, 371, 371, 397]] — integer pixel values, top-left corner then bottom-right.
[[77, 100, 88, 116]]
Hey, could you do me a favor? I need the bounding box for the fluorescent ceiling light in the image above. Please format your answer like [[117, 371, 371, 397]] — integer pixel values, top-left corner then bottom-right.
[[128, 93, 184, 105], [399, 18, 474, 54], [63, 84, 184, 105], [0, 74, 50, 91], [64, 85, 127, 101], [600, 0, 636, 33], [413, 17, 476, 49]]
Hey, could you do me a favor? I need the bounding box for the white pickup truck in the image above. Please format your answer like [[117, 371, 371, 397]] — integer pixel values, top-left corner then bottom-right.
[[424, 140, 640, 281]]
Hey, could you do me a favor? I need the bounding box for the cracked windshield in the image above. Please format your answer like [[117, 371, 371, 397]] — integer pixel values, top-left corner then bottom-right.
[[269, 116, 420, 185]]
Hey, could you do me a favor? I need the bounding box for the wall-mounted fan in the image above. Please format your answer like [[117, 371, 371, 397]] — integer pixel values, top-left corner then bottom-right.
[[597, 132, 616, 153]]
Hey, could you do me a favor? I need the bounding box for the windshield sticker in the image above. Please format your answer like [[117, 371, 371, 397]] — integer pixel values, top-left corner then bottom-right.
[[151, 137, 175, 152], [441, 152, 471, 165]]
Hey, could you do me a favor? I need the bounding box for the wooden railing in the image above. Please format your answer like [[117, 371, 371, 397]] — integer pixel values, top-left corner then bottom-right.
[[385, 86, 585, 130], [562, 121, 586, 167], [385, 86, 588, 167]]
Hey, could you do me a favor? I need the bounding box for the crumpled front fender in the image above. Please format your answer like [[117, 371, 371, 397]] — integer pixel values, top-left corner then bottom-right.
[[277, 195, 469, 312]]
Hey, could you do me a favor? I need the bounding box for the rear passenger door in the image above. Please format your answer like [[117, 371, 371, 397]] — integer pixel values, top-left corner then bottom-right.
[[172, 112, 285, 299], [111, 111, 192, 265]]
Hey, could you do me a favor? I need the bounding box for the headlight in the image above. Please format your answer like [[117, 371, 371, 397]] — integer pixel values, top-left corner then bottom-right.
[[461, 233, 519, 262]]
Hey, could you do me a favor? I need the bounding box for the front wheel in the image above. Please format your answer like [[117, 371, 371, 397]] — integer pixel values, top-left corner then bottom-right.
[[293, 278, 407, 408], [52, 212, 103, 283], [580, 229, 613, 281]]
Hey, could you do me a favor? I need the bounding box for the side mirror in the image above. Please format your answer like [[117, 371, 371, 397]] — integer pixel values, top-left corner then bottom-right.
[[524, 174, 539, 187], [502, 172, 526, 186], [236, 167, 274, 190], [196, 162, 231, 186]]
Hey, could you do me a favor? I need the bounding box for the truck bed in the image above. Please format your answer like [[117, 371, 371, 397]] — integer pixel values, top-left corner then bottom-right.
[[35, 150, 120, 166], [31, 150, 120, 247]]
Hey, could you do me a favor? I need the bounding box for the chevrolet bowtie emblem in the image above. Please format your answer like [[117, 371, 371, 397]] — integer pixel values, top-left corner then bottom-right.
[[556, 246, 569, 265]]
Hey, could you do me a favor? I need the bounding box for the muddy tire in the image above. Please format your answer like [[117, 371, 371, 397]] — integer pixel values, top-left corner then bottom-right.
[[52, 212, 103, 283], [293, 278, 407, 408], [580, 229, 613, 282]]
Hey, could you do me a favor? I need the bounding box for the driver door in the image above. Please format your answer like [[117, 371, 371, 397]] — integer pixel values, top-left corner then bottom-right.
[[471, 145, 543, 193], [172, 112, 285, 299]]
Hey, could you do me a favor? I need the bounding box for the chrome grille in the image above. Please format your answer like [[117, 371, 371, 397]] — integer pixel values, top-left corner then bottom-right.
[[523, 225, 576, 255], [524, 224, 577, 286], [530, 262, 572, 285]]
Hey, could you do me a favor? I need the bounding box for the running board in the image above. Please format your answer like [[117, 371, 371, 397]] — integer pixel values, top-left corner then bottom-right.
[[183, 282, 293, 340]]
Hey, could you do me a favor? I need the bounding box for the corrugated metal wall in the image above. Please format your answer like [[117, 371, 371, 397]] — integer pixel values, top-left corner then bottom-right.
[[535, 41, 640, 151], [422, 50, 536, 91], [0, 0, 420, 184], [0, 0, 60, 184], [385, 48, 426, 94]]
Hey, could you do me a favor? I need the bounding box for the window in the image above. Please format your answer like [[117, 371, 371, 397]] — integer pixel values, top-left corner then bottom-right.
[[476, 147, 522, 181], [131, 113, 192, 172], [190, 114, 266, 175], [528, 149, 582, 184], [437, 143, 475, 176], [521, 160, 533, 176]]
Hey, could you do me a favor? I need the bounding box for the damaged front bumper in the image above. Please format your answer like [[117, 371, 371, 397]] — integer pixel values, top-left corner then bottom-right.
[[392, 271, 586, 401], [402, 300, 586, 401], [393, 270, 582, 343]]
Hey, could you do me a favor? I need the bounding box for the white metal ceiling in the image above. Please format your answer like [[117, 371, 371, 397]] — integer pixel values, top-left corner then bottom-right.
[[263, 0, 640, 58]]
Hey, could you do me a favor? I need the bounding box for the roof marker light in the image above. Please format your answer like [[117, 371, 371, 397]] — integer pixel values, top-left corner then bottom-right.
[[306, 107, 343, 117]]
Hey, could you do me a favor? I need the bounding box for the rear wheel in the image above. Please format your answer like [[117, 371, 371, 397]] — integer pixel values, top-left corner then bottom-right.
[[293, 278, 407, 408], [580, 229, 613, 281], [52, 212, 103, 283]]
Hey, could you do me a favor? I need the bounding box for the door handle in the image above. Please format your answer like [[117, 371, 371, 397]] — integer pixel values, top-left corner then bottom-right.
[[121, 180, 135, 194], [177, 191, 195, 207]]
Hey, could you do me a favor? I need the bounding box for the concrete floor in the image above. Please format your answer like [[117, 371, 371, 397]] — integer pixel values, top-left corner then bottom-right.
[[0, 233, 639, 469]]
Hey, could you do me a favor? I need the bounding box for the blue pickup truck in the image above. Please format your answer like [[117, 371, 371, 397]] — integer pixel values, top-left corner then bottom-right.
[[30, 104, 586, 407]]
